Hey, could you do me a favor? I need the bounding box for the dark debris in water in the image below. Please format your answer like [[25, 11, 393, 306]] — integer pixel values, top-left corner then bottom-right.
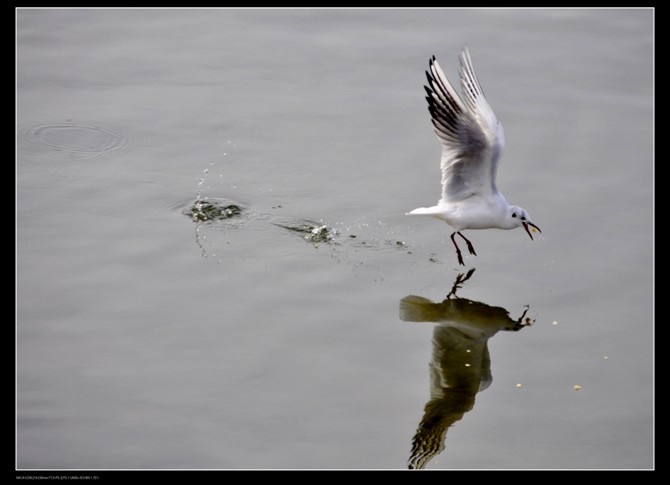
[[186, 200, 243, 223], [183, 197, 414, 254]]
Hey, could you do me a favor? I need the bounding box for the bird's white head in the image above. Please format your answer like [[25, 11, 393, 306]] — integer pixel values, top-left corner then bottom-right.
[[507, 206, 541, 240]]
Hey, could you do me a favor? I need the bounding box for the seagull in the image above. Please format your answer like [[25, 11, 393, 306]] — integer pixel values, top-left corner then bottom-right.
[[407, 48, 541, 266]]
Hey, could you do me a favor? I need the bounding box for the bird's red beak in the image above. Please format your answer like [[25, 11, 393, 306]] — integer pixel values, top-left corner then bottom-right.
[[523, 222, 541, 240]]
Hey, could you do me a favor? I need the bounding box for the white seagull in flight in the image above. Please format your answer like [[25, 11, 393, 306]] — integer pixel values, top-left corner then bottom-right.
[[407, 48, 541, 265]]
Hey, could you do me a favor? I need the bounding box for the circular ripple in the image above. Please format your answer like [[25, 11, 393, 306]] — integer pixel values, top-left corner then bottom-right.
[[19, 122, 134, 162]]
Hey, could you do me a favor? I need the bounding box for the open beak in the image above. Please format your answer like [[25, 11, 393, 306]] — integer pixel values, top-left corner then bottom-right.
[[522, 222, 542, 240]]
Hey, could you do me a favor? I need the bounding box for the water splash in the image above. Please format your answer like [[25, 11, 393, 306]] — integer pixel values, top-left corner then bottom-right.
[[273, 222, 337, 244], [185, 199, 243, 223]]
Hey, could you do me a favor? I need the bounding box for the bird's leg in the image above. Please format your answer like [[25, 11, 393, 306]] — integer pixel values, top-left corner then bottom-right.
[[446, 268, 476, 299], [457, 231, 477, 256], [450, 232, 465, 266], [461, 267, 476, 284]]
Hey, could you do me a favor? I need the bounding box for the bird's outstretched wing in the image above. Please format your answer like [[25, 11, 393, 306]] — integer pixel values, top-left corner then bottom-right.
[[424, 48, 505, 204]]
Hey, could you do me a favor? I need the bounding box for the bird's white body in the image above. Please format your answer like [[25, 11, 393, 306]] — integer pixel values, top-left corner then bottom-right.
[[409, 193, 513, 231], [408, 48, 540, 264]]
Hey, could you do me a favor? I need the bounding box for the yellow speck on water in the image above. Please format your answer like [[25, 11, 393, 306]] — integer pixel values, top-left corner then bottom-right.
[[515, 383, 523, 388], [552, 321, 558, 326], [573, 385, 583, 391]]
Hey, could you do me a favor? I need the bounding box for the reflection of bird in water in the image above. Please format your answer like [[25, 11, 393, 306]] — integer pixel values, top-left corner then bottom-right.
[[400, 269, 532, 470]]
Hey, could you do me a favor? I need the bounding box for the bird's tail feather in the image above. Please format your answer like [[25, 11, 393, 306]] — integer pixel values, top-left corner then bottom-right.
[[406, 206, 444, 216]]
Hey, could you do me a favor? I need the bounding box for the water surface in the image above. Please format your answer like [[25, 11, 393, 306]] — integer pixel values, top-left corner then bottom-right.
[[17, 8, 653, 470]]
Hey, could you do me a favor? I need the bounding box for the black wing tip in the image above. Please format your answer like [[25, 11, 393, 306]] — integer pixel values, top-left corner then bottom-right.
[[425, 67, 441, 90]]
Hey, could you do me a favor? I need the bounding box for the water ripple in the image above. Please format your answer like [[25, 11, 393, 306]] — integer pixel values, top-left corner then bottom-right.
[[18, 121, 136, 163]]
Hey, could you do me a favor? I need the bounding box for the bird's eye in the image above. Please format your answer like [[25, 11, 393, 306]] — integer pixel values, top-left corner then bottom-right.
[[512, 213, 517, 218]]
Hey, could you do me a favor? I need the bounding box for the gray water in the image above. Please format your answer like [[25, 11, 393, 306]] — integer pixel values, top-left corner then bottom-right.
[[17, 8, 653, 470]]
